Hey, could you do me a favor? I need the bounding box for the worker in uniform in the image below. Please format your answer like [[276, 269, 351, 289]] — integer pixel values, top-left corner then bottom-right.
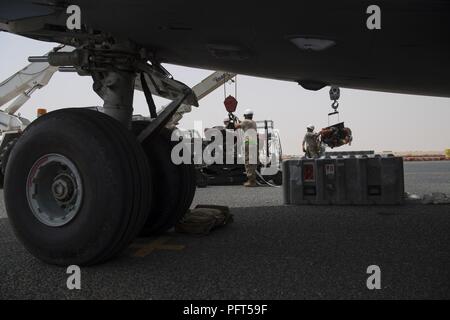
[[235, 109, 258, 187], [302, 124, 320, 158]]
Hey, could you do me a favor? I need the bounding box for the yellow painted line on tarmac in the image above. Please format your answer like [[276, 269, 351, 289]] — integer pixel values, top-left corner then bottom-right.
[[131, 236, 185, 257]]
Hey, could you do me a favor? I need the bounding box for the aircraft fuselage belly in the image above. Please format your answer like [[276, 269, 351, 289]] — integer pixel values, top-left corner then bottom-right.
[[1, 0, 449, 97]]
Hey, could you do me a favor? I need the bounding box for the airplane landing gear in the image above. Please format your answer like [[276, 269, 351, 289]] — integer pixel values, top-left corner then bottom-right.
[[4, 109, 152, 265], [2, 40, 198, 265]]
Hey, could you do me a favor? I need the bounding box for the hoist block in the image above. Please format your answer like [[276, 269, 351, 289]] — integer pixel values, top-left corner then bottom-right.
[[224, 95, 238, 113]]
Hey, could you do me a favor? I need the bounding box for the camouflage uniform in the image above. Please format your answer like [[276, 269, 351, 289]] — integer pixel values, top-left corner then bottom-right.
[[303, 131, 320, 158], [240, 119, 258, 184]]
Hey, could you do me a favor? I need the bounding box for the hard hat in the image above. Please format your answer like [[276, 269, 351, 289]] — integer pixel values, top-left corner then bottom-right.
[[244, 109, 254, 116], [307, 124, 315, 131]]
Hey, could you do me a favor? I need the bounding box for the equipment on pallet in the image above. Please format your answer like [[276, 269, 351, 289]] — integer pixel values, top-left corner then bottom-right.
[[196, 118, 283, 187]]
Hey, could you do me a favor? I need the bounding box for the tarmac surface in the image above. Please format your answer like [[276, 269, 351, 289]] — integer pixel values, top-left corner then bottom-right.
[[0, 161, 449, 299]]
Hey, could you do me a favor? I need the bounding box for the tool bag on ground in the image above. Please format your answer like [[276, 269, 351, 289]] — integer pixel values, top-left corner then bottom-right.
[[175, 205, 233, 235]]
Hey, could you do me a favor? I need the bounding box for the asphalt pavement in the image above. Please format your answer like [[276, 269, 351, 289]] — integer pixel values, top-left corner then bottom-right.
[[0, 161, 449, 299]]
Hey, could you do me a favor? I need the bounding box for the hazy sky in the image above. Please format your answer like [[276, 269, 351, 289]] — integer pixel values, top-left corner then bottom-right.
[[1, 32, 449, 155]]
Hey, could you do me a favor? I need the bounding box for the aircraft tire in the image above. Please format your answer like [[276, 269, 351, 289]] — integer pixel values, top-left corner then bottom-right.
[[158, 128, 197, 232], [4, 108, 152, 266], [0, 137, 19, 189], [133, 122, 196, 236]]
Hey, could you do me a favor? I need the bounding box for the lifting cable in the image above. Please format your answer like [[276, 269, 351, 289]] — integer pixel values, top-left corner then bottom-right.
[[223, 74, 239, 125], [223, 74, 238, 100]]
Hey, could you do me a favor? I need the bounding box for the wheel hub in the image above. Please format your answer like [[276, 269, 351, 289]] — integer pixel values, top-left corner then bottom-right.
[[26, 154, 83, 227], [51, 174, 76, 203]]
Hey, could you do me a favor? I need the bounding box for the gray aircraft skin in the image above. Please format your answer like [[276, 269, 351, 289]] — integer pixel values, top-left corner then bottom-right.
[[1, 0, 449, 97]]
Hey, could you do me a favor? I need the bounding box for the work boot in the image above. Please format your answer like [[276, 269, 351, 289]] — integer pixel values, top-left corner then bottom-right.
[[244, 180, 257, 187]]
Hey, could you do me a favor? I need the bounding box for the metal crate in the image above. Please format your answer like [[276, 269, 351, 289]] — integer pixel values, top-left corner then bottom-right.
[[283, 155, 404, 205]]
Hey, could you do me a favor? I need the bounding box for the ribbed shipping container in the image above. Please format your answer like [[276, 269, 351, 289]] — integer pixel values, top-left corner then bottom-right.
[[283, 155, 404, 205]]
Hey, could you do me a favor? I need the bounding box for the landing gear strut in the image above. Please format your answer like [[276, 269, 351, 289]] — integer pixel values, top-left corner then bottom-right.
[[3, 40, 198, 265], [93, 70, 136, 126]]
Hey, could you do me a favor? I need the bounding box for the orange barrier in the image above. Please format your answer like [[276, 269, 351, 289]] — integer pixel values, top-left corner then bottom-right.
[[403, 156, 449, 162]]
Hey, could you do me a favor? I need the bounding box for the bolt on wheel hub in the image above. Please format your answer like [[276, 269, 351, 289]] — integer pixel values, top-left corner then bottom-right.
[[26, 154, 83, 227]]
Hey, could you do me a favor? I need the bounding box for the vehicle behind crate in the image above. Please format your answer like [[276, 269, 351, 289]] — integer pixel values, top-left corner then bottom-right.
[[194, 120, 283, 187]]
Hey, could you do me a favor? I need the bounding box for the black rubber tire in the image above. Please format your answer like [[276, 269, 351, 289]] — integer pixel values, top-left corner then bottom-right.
[[158, 128, 197, 230], [133, 122, 196, 236], [0, 137, 19, 175], [4, 108, 151, 266], [141, 130, 181, 235], [0, 137, 19, 189], [196, 169, 209, 188]]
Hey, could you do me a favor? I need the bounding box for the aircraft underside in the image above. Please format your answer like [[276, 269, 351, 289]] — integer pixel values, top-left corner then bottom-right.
[[0, 0, 448, 266], [1, 0, 450, 97]]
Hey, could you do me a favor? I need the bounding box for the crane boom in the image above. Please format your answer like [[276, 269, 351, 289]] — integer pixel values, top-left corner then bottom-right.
[[0, 46, 75, 116], [167, 71, 236, 126]]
